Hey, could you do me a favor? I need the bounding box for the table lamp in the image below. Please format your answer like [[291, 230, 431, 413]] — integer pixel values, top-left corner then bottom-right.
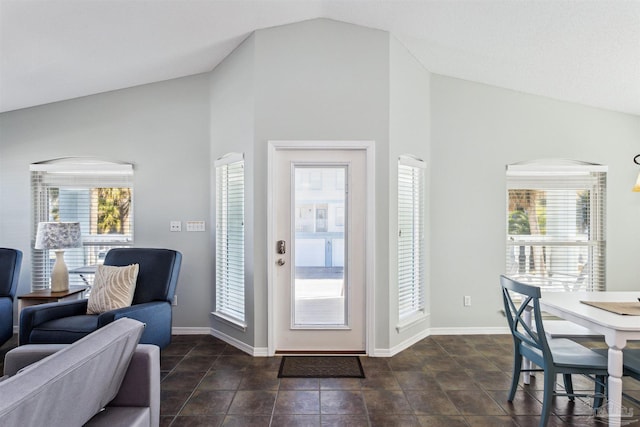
[[35, 222, 82, 292], [634, 154, 640, 192]]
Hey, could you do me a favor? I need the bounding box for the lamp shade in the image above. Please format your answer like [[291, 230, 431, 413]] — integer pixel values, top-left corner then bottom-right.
[[634, 171, 640, 192], [35, 222, 82, 250]]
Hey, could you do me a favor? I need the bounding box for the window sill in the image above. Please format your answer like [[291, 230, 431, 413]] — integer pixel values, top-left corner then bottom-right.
[[396, 311, 429, 334], [211, 311, 247, 332]]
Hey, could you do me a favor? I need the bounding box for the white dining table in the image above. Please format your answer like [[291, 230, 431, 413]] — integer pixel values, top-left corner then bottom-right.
[[540, 291, 640, 427]]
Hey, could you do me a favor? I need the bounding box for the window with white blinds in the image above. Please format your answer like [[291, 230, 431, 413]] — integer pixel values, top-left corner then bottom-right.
[[30, 158, 134, 290], [506, 160, 607, 292], [214, 153, 245, 325], [398, 155, 426, 322]]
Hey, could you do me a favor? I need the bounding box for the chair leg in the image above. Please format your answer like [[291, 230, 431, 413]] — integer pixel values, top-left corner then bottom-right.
[[509, 350, 523, 401], [563, 374, 575, 401], [540, 368, 556, 427], [593, 375, 606, 410]]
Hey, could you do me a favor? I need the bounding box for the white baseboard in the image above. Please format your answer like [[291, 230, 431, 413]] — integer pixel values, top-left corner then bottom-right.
[[171, 327, 211, 335], [171, 327, 266, 356], [371, 327, 509, 357], [252, 347, 270, 357], [429, 326, 511, 335], [169, 326, 511, 357], [209, 328, 270, 357], [372, 327, 431, 358]]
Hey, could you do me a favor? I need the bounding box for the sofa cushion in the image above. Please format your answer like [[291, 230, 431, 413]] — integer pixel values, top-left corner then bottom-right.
[[107, 344, 160, 427], [29, 315, 100, 344], [84, 407, 150, 427], [3, 344, 68, 376], [87, 264, 139, 314], [0, 318, 144, 426]]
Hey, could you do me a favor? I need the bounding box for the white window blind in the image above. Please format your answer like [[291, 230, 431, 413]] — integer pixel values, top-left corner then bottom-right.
[[30, 158, 134, 290], [398, 155, 426, 321], [506, 160, 607, 292], [214, 153, 245, 324]]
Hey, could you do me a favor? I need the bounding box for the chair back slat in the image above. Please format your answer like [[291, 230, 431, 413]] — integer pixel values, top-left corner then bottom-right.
[[500, 274, 552, 361]]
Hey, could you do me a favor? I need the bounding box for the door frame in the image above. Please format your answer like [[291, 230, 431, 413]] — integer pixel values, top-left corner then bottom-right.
[[267, 140, 376, 356]]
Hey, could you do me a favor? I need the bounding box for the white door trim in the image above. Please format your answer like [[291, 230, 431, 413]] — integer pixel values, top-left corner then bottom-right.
[[267, 140, 376, 356]]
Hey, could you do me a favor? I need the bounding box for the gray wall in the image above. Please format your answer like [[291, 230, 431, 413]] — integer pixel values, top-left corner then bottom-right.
[[208, 19, 436, 353], [429, 74, 640, 329], [2, 18, 639, 353], [208, 19, 395, 351], [388, 36, 432, 349], [254, 19, 390, 351], [209, 34, 256, 342], [0, 74, 212, 328]]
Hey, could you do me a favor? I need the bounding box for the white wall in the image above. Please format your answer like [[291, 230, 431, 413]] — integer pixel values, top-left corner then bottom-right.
[[208, 19, 436, 353], [429, 74, 640, 330], [388, 36, 431, 349], [209, 34, 256, 342], [253, 19, 390, 350], [0, 74, 212, 328], [2, 18, 639, 352]]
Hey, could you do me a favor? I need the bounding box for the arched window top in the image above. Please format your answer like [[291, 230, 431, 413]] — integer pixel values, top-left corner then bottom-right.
[[30, 157, 133, 174], [507, 159, 607, 173]]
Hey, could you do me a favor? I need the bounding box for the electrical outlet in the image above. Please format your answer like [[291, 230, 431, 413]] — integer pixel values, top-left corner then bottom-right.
[[172, 295, 178, 306], [170, 221, 181, 232], [464, 296, 471, 307]]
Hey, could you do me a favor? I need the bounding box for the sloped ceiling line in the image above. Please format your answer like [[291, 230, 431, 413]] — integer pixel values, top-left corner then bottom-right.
[[1, 1, 638, 115]]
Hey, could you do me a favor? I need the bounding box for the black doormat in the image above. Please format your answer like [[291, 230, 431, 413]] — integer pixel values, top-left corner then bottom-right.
[[278, 356, 365, 378]]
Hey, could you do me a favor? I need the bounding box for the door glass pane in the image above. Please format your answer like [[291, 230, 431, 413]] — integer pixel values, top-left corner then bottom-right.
[[293, 166, 346, 327]]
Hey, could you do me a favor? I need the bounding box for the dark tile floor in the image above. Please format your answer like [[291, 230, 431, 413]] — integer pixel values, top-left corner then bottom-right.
[[3, 333, 640, 426], [158, 334, 640, 426]]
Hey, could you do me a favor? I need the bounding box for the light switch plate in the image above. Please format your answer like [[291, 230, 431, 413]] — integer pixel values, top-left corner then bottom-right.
[[186, 221, 206, 232]]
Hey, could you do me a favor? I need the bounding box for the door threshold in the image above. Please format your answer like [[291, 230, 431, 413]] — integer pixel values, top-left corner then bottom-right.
[[276, 350, 366, 356]]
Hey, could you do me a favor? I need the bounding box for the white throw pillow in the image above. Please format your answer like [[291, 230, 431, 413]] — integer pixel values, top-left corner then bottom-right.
[[87, 264, 139, 314]]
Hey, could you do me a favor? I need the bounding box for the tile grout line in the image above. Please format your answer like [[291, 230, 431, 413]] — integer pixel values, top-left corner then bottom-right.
[[166, 341, 226, 426]]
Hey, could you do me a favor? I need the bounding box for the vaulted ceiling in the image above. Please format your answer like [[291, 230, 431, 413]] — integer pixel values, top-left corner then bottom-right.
[[1, 0, 639, 115]]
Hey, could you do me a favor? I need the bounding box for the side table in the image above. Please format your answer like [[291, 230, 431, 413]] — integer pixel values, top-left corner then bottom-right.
[[18, 285, 89, 313]]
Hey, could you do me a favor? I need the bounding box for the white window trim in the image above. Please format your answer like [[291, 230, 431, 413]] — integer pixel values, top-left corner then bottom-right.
[[213, 152, 246, 327], [506, 160, 607, 292], [396, 155, 427, 330], [30, 157, 134, 290]]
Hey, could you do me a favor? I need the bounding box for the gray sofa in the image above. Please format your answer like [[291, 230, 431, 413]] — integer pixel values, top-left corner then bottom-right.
[[0, 318, 160, 427]]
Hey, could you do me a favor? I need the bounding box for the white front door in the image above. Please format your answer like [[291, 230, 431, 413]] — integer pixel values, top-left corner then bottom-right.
[[270, 146, 367, 353]]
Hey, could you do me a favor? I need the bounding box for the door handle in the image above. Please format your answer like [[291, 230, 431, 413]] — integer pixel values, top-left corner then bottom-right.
[[277, 258, 285, 266], [277, 240, 286, 254]]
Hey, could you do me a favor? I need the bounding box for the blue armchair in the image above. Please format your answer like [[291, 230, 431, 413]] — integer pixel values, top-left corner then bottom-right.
[[1, 248, 22, 347], [19, 248, 181, 349]]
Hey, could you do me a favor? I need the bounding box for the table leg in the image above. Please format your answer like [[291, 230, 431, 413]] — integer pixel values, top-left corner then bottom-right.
[[606, 346, 624, 427], [523, 306, 532, 384]]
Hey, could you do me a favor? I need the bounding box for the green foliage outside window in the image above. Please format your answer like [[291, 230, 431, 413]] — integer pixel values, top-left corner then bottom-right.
[[508, 190, 546, 236], [47, 187, 131, 234], [97, 188, 131, 234]]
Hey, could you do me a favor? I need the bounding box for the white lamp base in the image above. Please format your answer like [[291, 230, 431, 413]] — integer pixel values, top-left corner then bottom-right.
[[51, 250, 69, 292]]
